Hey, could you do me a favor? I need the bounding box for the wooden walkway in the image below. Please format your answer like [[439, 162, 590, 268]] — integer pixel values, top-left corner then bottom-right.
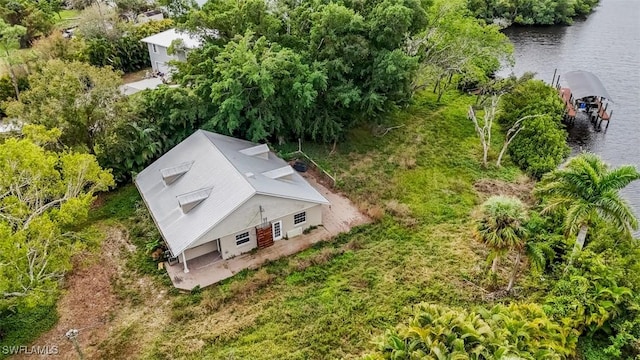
[[559, 88, 577, 118], [595, 98, 610, 121]]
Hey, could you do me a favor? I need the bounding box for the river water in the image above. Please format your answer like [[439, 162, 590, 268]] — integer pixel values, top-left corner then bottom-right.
[[499, 0, 640, 218]]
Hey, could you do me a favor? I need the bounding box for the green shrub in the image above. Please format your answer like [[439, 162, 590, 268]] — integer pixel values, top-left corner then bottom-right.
[[499, 80, 569, 178], [368, 302, 576, 359], [84, 19, 174, 73], [0, 74, 29, 117], [508, 115, 570, 178]]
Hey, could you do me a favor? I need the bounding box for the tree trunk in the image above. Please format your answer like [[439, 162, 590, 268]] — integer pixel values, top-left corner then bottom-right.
[[573, 224, 589, 254], [436, 85, 445, 102], [482, 142, 489, 167], [491, 256, 499, 273], [506, 251, 521, 292]]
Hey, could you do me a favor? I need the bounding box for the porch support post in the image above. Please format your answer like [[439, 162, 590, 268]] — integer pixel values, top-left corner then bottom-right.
[[182, 252, 189, 273]]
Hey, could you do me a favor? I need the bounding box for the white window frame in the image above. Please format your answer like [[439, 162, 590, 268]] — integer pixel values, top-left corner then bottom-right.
[[152, 44, 158, 53], [293, 212, 306, 226], [272, 220, 283, 241], [235, 231, 250, 247]]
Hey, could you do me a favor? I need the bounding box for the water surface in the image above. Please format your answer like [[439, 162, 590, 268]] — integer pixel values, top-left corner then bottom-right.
[[500, 0, 640, 216]]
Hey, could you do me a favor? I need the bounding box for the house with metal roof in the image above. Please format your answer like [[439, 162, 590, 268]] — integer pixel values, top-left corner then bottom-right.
[[140, 28, 202, 74], [134, 130, 329, 275]]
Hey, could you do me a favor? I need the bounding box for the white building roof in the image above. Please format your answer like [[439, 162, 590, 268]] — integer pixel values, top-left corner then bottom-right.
[[135, 130, 329, 256], [140, 28, 202, 49]]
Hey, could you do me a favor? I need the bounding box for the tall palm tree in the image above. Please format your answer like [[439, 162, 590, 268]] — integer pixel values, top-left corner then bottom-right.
[[475, 195, 528, 274], [535, 153, 640, 257]]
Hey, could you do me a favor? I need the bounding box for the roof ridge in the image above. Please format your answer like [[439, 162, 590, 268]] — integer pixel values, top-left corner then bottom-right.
[[196, 130, 256, 193]]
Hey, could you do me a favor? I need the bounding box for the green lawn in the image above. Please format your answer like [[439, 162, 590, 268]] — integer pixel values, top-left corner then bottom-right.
[[93, 90, 526, 359], [54, 9, 80, 28]]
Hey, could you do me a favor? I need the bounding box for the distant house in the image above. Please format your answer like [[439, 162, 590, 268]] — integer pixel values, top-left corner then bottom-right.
[[134, 130, 329, 273], [140, 28, 202, 74]]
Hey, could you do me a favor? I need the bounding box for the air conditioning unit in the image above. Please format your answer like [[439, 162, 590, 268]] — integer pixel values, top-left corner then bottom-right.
[[165, 250, 179, 265]]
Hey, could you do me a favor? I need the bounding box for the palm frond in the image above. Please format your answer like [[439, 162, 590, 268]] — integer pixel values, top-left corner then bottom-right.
[[599, 165, 640, 192]]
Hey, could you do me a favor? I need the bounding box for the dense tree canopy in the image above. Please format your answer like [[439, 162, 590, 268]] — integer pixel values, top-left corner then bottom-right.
[[96, 86, 211, 182], [4, 59, 124, 152], [0, 0, 55, 47], [0, 126, 114, 311], [174, 0, 496, 142], [467, 0, 600, 25], [82, 19, 175, 73]]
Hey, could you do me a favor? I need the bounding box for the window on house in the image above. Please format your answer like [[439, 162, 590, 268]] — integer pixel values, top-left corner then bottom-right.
[[152, 44, 157, 53], [235, 231, 250, 246], [294, 212, 306, 225]]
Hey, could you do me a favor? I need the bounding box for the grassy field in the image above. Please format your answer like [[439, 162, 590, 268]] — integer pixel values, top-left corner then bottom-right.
[[54, 9, 81, 28], [82, 89, 532, 359]]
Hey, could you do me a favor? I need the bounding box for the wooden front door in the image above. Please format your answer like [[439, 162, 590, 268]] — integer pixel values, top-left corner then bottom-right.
[[256, 224, 274, 249]]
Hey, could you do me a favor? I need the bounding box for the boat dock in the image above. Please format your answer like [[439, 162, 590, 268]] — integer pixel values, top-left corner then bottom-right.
[[551, 69, 613, 131]]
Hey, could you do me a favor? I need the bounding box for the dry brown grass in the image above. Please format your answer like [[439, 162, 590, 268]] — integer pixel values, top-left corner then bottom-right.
[[229, 269, 277, 301], [385, 199, 412, 217], [343, 237, 365, 251], [473, 175, 535, 204], [292, 247, 344, 271]]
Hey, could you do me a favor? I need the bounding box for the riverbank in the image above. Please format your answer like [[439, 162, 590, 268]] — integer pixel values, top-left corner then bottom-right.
[[500, 0, 640, 226]]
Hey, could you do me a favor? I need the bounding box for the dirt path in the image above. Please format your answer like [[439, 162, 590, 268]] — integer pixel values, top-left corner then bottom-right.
[[14, 227, 131, 360]]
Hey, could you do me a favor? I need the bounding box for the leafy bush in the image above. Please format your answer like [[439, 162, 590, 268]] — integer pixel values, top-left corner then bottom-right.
[[84, 19, 174, 73], [543, 230, 640, 358], [499, 80, 569, 178], [0, 74, 29, 116], [31, 32, 88, 62], [508, 115, 570, 178], [368, 302, 576, 359], [95, 86, 210, 182]]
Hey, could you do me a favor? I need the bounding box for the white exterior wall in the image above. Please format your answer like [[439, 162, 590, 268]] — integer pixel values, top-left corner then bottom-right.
[[190, 194, 323, 259], [218, 231, 257, 259], [182, 241, 218, 262], [280, 204, 322, 239], [146, 44, 187, 73]]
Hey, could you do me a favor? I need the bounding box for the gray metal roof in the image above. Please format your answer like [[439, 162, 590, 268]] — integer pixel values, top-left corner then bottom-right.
[[135, 130, 329, 256], [140, 28, 202, 49], [564, 70, 613, 102]]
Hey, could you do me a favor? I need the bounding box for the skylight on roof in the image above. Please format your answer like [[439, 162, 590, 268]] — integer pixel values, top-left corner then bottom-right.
[[239, 144, 269, 160], [161, 161, 194, 185], [177, 187, 212, 214], [262, 165, 294, 181]]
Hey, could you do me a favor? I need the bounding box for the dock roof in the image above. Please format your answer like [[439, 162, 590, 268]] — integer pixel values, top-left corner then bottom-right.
[[564, 70, 613, 102]]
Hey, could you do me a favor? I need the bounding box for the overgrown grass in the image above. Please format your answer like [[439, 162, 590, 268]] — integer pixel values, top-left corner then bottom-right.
[[94, 90, 526, 359], [89, 184, 141, 222], [0, 305, 58, 360]]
